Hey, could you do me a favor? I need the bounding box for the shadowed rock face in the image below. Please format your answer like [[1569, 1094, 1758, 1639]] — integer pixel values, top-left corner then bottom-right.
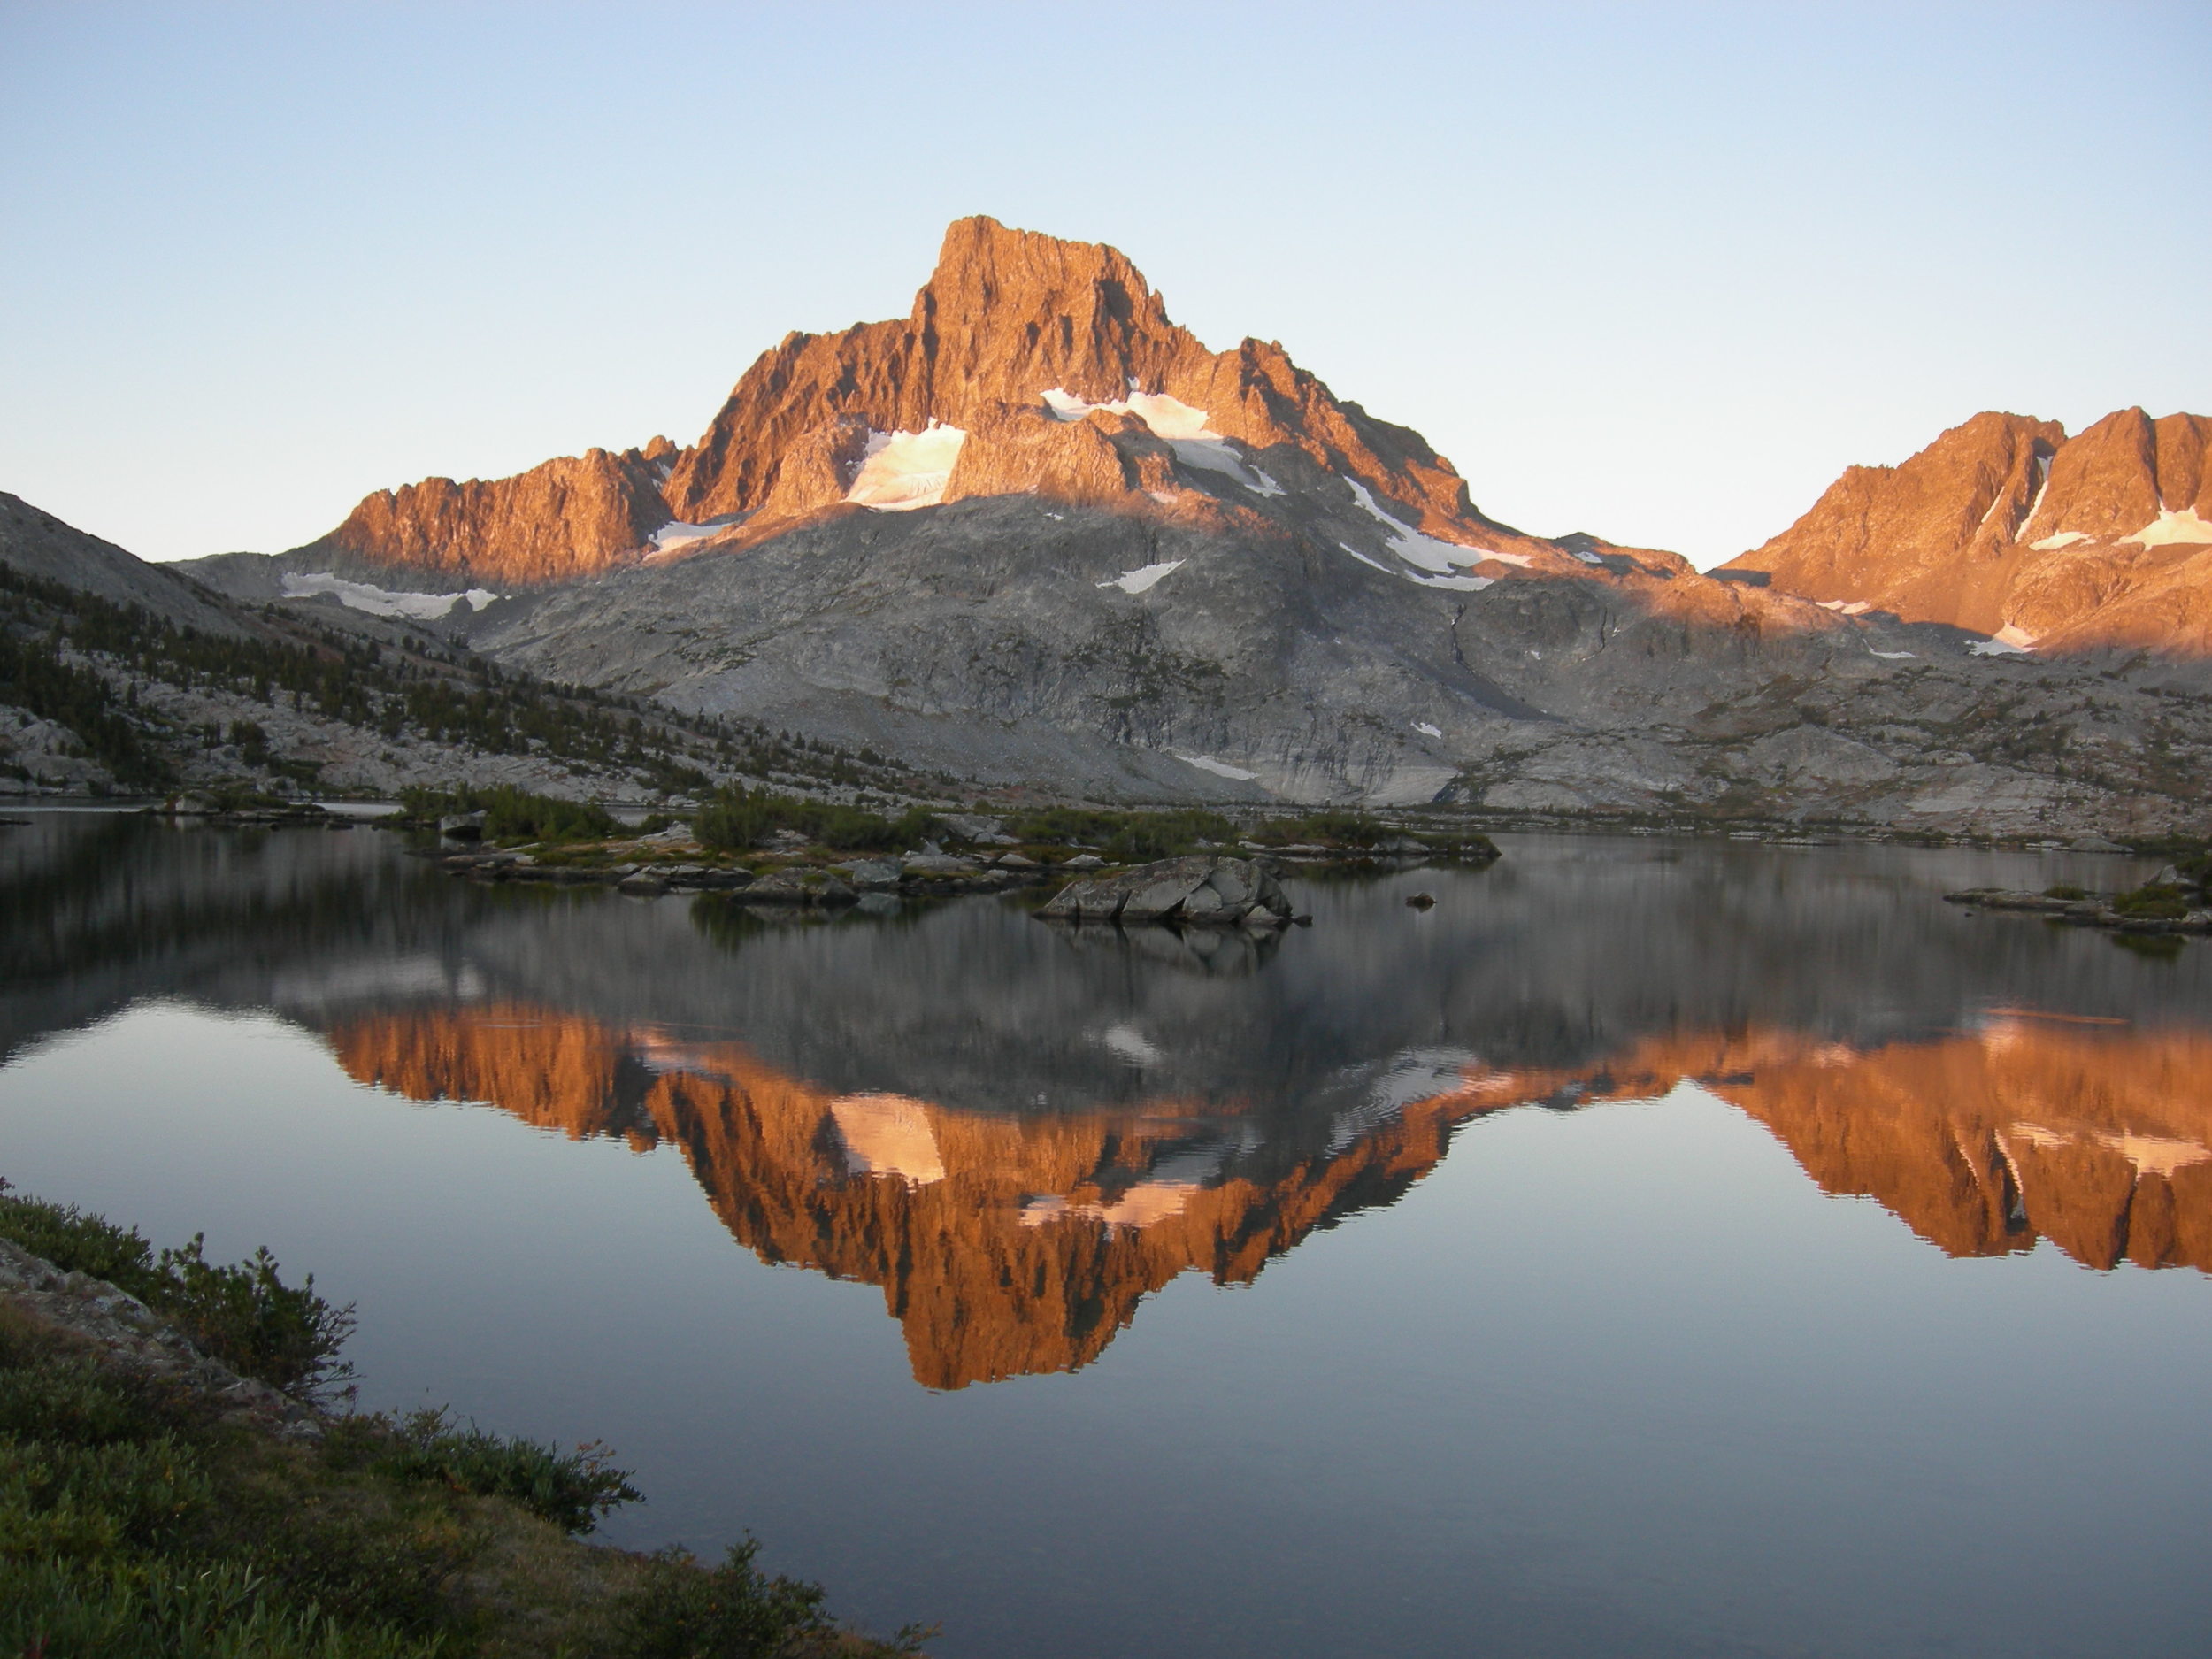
[[1721, 408, 2212, 652]]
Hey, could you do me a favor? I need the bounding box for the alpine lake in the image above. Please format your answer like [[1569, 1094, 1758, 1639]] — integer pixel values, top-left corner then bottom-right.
[[2, 810, 2206, 1659]]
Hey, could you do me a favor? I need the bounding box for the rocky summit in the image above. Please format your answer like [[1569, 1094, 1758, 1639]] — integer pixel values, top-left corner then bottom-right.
[[129, 216, 2212, 835], [1719, 408, 2212, 652]]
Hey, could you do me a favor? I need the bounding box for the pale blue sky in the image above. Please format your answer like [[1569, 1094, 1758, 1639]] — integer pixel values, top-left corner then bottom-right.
[[3, 2, 2207, 567]]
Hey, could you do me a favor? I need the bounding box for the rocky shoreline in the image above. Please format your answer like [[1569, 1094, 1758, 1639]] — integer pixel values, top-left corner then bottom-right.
[[1945, 864, 2212, 935]]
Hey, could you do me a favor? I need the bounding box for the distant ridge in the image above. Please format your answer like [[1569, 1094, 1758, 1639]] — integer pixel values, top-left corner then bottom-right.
[[1720, 409, 2212, 653]]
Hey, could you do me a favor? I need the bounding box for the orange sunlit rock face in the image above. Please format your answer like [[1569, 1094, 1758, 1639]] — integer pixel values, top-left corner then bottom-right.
[[326, 1005, 2212, 1387]]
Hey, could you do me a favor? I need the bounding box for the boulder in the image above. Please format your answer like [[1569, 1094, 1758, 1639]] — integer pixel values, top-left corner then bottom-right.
[[902, 852, 979, 876], [739, 868, 856, 906], [837, 858, 904, 889], [1036, 855, 1294, 928], [939, 812, 1018, 846], [438, 811, 486, 841]]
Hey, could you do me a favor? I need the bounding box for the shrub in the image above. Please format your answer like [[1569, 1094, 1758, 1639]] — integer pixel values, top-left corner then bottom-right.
[[0, 1187, 354, 1402], [364, 1408, 641, 1536], [2113, 884, 2189, 920], [611, 1540, 849, 1659], [2043, 885, 2089, 901], [399, 785, 618, 844], [693, 785, 938, 854]]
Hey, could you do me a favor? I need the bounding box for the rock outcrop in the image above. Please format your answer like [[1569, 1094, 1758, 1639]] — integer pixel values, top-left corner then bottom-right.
[[1721, 408, 2212, 652], [310, 442, 677, 587], [1036, 855, 1294, 926]]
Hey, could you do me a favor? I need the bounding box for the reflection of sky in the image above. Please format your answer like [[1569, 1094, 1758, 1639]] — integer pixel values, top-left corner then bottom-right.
[[2, 1006, 2208, 1659], [4, 823, 2211, 1657]]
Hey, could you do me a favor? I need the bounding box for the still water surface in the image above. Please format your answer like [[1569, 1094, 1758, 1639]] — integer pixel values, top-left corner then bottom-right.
[[1, 815, 2207, 1656]]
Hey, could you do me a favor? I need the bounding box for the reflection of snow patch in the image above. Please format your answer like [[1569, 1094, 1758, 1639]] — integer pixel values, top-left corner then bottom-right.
[[830, 1094, 945, 1186], [1175, 753, 1259, 781], [2031, 530, 2091, 550], [846, 423, 966, 511], [1413, 721, 1442, 738], [2120, 507, 2212, 548], [1020, 1180, 1200, 1231], [1098, 1023, 1161, 1066], [1098, 559, 1184, 595], [280, 572, 498, 620]]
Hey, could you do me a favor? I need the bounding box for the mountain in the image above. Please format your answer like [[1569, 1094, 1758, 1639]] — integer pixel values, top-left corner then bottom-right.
[[1718, 408, 2212, 651], [0, 489, 813, 800], [179, 218, 2212, 832]]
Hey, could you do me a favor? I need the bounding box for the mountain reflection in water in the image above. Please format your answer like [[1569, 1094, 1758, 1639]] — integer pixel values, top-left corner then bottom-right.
[[322, 1006, 2212, 1387], [2, 814, 2208, 1390]]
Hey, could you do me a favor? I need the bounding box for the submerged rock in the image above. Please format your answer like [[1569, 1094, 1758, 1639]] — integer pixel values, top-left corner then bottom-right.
[[1037, 855, 1294, 928]]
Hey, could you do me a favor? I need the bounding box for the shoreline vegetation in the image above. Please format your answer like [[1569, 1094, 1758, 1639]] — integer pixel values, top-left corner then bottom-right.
[[0, 1182, 932, 1658], [385, 788, 1505, 906], [1946, 848, 2212, 936]]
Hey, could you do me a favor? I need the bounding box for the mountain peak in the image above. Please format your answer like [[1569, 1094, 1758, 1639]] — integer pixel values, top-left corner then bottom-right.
[[1720, 405, 2212, 650]]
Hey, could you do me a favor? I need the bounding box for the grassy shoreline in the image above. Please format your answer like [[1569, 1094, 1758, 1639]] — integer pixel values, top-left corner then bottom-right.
[[0, 1183, 929, 1658]]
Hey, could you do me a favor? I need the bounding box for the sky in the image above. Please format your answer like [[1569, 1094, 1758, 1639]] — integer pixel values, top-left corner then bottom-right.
[[2, 2, 2208, 569]]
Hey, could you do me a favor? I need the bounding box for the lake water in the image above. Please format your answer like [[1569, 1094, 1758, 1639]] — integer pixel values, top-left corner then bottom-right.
[[2, 813, 2207, 1657]]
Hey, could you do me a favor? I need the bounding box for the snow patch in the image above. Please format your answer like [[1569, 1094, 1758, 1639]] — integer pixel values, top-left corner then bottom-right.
[[1099, 559, 1185, 595], [2121, 507, 2212, 548], [280, 572, 498, 620], [1968, 626, 2038, 657], [1413, 721, 1443, 738], [1818, 599, 1874, 616], [1042, 384, 1285, 498], [1346, 480, 1510, 574], [1336, 540, 1395, 574], [846, 422, 966, 511], [2030, 531, 2091, 550], [1408, 572, 1494, 592], [1168, 437, 1286, 496], [1870, 649, 1917, 660], [1042, 383, 1213, 440], [1570, 548, 1608, 565], [649, 519, 731, 555], [1175, 753, 1259, 781]]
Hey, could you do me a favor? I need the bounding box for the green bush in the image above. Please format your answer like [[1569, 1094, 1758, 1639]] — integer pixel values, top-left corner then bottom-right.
[[693, 785, 938, 854], [401, 785, 618, 845], [2113, 884, 2189, 920], [610, 1539, 926, 1659], [360, 1408, 641, 1536], [0, 1187, 353, 1402]]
